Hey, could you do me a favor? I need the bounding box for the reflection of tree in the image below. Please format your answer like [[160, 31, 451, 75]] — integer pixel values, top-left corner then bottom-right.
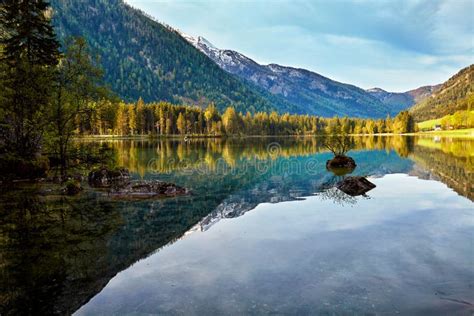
[[0, 190, 123, 315], [409, 142, 474, 201], [76, 135, 417, 176], [317, 187, 361, 206]]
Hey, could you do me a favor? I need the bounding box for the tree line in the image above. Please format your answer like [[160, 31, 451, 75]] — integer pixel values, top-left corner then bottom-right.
[[75, 100, 415, 137]]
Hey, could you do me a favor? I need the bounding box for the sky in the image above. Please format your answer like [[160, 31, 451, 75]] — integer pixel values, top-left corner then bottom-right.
[[125, 0, 473, 92]]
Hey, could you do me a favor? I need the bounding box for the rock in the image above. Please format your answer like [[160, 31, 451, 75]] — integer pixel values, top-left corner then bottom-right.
[[88, 167, 130, 188], [337, 176, 376, 196], [63, 179, 83, 195], [108, 180, 188, 199], [326, 155, 356, 170]]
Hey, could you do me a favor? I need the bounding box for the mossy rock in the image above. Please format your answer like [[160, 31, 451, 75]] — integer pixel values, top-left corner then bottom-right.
[[63, 179, 83, 195], [326, 155, 356, 170], [108, 180, 188, 199], [88, 167, 130, 188]]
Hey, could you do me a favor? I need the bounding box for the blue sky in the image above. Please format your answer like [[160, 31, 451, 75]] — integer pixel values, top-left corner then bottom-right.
[[125, 0, 473, 92]]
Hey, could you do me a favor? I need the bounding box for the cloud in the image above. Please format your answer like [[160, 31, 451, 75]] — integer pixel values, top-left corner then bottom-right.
[[125, 0, 473, 91]]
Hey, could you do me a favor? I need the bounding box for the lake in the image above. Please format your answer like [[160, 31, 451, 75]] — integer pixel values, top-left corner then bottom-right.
[[1, 136, 473, 315]]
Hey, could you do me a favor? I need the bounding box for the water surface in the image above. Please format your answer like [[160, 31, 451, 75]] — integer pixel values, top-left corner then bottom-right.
[[1, 136, 473, 315]]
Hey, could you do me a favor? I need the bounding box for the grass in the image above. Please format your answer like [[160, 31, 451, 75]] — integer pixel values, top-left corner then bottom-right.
[[415, 128, 474, 137], [417, 117, 443, 130], [417, 110, 474, 132]]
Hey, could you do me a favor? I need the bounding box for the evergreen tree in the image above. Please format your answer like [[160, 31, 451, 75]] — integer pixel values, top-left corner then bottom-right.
[[0, 0, 60, 157]]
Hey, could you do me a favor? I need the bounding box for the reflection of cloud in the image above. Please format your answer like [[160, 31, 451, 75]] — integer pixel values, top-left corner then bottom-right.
[[77, 172, 474, 315]]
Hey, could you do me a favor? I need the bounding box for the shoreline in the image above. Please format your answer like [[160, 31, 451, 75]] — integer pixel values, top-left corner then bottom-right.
[[74, 130, 474, 140]]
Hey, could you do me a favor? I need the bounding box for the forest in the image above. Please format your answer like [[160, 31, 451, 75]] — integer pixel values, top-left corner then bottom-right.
[[79, 99, 416, 137], [0, 0, 435, 180]]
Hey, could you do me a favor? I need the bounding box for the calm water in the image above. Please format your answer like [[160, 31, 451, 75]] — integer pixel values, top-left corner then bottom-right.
[[1, 136, 473, 315]]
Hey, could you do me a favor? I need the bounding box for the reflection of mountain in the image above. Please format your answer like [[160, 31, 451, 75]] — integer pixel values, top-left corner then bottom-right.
[[0, 172, 264, 315], [195, 150, 413, 231], [409, 139, 474, 201], [2, 137, 471, 315]]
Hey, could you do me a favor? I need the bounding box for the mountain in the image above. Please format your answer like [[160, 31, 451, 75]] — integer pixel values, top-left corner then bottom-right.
[[180, 34, 395, 118], [49, 0, 297, 114], [410, 65, 473, 121], [366, 85, 441, 113]]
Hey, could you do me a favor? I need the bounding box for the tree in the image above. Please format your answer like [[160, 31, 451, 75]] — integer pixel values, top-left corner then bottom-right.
[[136, 97, 145, 134], [204, 103, 219, 134], [176, 112, 186, 135], [115, 103, 128, 135], [393, 111, 414, 133], [0, 0, 60, 158], [48, 37, 107, 173], [222, 106, 241, 135], [128, 104, 137, 135]]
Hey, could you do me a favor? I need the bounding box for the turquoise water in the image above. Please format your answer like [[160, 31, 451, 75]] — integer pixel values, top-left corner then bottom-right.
[[1, 136, 473, 315]]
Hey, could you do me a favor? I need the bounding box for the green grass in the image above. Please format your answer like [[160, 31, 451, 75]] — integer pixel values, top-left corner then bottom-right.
[[417, 117, 443, 131], [416, 128, 474, 136], [417, 110, 474, 131]]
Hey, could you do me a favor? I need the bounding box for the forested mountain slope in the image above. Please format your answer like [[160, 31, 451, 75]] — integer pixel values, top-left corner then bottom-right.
[[50, 0, 294, 114], [410, 65, 473, 121], [182, 34, 395, 118]]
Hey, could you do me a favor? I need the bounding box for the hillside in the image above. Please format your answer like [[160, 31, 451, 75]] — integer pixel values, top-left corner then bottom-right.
[[366, 85, 440, 113], [410, 65, 474, 121], [180, 34, 394, 118], [49, 0, 295, 114]]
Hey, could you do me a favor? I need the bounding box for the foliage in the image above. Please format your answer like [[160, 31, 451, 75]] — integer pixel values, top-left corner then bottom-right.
[[46, 37, 108, 172], [69, 99, 416, 136], [0, 0, 60, 158], [417, 110, 474, 131]]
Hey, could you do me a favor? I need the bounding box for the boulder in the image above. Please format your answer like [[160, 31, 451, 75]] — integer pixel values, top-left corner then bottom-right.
[[337, 176, 376, 196], [63, 179, 83, 195], [88, 167, 130, 188], [326, 155, 356, 170], [109, 180, 188, 199]]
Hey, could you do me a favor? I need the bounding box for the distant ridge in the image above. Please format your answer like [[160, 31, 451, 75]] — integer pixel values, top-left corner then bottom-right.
[[410, 64, 473, 121], [366, 85, 441, 113]]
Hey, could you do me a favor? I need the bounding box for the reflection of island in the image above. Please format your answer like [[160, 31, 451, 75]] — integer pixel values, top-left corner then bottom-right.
[[192, 150, 409, 231]]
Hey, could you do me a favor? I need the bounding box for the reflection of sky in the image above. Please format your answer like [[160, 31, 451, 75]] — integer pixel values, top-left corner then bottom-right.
[[76, 174, 474, 315]]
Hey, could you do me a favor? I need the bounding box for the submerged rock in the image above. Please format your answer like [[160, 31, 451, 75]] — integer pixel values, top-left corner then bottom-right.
[[88, 167, 130, 188], [326, 155, 356, 170], [337, 176, 376, 196], [109, 180, 188, 199], [63, 179, 83, 195]]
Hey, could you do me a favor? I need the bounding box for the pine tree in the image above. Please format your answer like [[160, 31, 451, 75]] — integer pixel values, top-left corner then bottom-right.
[[0, 0, 60, 157]]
